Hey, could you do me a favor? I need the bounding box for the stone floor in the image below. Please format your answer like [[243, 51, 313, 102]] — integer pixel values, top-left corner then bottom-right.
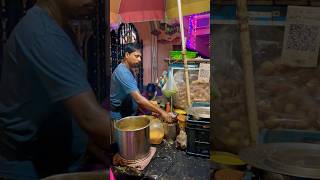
[[143, 140, 211, 180]]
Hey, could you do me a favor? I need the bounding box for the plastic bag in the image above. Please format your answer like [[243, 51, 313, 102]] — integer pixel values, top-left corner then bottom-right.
[[172, 70, 210, 109], [255, 60, 320, 131], [161, 69, 177, 98], [213, 25, 320, 154]]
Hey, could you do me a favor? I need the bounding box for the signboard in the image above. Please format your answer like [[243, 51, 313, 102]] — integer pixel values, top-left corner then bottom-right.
[[281, 6, 320, 67], [198, 63, 210, 83]]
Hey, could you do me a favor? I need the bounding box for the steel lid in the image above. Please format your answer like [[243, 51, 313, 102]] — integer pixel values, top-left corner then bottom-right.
[[187, 106, 210, 119], [239, 143, 320, 179]]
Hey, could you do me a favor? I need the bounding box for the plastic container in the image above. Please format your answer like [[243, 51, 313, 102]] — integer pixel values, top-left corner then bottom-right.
[[144, 116, 165, 144], [169, 51, 198, 60], [163, 122, 177, 141], [211, 151, 245, 166], [186, 119, 210, 158], [177, 114, 186, 131]]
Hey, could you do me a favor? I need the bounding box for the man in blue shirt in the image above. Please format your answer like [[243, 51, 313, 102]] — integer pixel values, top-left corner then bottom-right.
[[110, 44, 171, 122], [0, 0, 111, 179]]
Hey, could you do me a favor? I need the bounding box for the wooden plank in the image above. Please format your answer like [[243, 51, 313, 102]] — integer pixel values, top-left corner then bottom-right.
[[311, 0, 320, 6], [275, 0, 309, 5], [212, 19, 286, 26], [214, 0, 316, 5], [236, 0, 259, 144], [164, 58, 210, 63], [214, 0, 273, 5]]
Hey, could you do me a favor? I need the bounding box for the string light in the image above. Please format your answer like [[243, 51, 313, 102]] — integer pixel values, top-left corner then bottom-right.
[[192, 15, 197, 50], [186, 16, 192, 49], [186, 14, 197, 51], [187, 12, 210, 57]]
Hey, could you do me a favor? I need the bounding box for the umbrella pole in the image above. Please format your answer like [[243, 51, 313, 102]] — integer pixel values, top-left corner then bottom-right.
[[177, 0, 192, 108], [236, 0, 259, 144]]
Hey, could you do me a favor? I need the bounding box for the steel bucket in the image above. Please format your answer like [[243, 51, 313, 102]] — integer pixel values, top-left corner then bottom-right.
[[114, 116, 150, 160]]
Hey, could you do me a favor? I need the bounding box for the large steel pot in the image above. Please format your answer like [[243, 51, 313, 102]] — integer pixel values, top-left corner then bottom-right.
[[43, 171, 107, 180], [114, 116, 150, 160]]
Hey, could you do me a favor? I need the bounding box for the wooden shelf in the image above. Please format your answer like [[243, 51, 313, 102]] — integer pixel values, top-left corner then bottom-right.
[[213, 0, 310, 5], [212, 19, 286, 26], [213, 1, 273, 5], [164, 58, 210, 63]]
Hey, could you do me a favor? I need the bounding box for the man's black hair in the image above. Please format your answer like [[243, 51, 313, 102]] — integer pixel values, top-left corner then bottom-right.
[[124, 43, 141, 54], [146, 83, 156, 93]]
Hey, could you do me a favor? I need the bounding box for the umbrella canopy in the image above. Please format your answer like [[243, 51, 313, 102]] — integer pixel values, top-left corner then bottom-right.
[[110, 0, 210, 24], [110, 0, 122, 24], [110, 0, 165, 24], [165, 0, 209, 19]]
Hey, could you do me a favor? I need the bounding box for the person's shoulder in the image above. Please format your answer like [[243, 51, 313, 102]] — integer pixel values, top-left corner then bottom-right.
[[14, 6, 67, 39], [113, 64, 133, 79], [114, 64, 129, 74]]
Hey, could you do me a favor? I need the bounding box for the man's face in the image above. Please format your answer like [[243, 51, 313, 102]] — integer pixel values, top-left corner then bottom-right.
[[126, 51, 142, 68], [59, 0, 97, 18]]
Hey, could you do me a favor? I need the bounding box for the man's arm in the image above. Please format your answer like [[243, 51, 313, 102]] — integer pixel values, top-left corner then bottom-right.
[[31, 34, 112, 155], [131, 91, 172, 122], [63, 90, 111, 150]]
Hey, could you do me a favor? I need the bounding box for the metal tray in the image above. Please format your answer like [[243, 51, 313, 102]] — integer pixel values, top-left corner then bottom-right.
[[187, 106, 210, 119], [239, 143, 320, 179]]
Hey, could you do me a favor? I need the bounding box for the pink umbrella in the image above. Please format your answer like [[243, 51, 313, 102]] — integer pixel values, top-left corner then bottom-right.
[[110, 0, 165, 24]]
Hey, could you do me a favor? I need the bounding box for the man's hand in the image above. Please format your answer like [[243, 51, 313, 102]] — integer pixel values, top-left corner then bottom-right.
[[131, 91, 171, 120], [160, 111, 173, 123]]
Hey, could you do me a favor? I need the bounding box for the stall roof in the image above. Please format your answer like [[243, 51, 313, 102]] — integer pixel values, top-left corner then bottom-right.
[[211, 1, 320, 26], [212, 0, 320, 6]]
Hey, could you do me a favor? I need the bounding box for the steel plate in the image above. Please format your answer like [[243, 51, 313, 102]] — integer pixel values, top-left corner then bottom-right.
[[187, 106, 210, 119], [239, 143, 320, 179]]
